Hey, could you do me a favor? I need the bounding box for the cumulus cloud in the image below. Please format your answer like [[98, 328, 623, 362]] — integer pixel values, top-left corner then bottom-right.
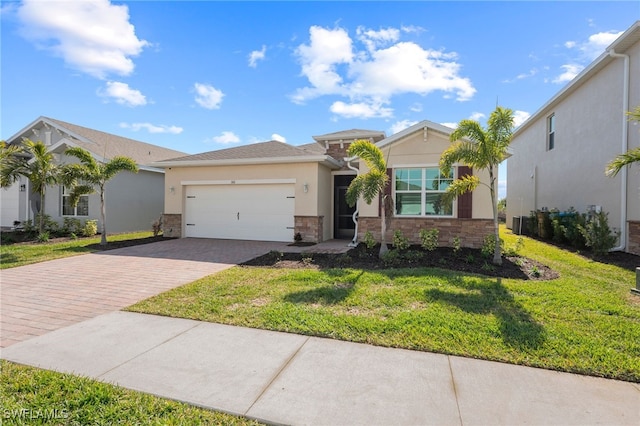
[[330, 101, 393, 119], [389, 119, 418, 134], [469, 112, 486, 121], [17, 0, 148, 79], [513, 110, 531, 127], [194, 83, 224, 109], [292, 25, 475, 119], [552, 64, 584, 84], [210, 131, 240, 144], [271, 133, 286, 142], [248, 45, 267, 68], [99, 81, 146, 106], [566, 30, 624, 60], [119, 122, 183, 134]]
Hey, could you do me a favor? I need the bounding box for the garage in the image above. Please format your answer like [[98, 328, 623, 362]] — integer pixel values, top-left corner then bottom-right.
[[183, 182, 295, 242]]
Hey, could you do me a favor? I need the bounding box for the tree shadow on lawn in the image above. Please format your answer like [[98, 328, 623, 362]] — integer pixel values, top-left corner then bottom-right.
[[283, 270, 364, 305], [426, 277, 546, 350]]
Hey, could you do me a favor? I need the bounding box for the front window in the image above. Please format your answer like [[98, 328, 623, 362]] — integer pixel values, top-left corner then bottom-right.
[[395, 167, 454, 217], [547, 114, 555, 150], [62, 187, 89, 216]]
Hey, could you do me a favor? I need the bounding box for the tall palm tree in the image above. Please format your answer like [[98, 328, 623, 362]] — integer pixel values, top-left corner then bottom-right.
[[0, 139, 60, 233], [606, 105, 640, 177], [62, 147, 138, 246], [345, 139, 391, 258], [440, 106, 515, 265]]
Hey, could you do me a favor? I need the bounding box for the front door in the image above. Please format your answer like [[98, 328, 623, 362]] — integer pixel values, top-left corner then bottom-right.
[[334, 175, 356, 239]]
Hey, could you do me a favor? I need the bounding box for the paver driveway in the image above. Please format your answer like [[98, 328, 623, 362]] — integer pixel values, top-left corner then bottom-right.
[[0, 238, 288, 348]]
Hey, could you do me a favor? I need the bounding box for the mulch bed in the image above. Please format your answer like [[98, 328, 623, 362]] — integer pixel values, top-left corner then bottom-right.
[[242, 245, 560, 281]]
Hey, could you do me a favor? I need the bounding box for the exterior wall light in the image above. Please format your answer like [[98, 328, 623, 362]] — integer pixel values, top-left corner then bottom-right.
[[303, 183, 309, 193]]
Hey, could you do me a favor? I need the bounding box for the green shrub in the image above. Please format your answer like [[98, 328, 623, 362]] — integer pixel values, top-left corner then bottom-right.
[[403, 250, 425, 264], [503, 237, 524, 257], [363, 231, 376, 250], [419, 228, 439, 251], [481, 234, 504, 258], [452, 236, 461, 254], [381, 249, 402, 268], [37, 231, 50, 243], [83, 220, 98, 237], [392, 230, 410, 251], [579, 211, 619, 256], [527, 211, 538, 236], [62, 217, 83, 236]]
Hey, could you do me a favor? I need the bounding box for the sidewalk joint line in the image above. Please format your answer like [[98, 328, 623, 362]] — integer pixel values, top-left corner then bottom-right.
[[96, 318, 201, 379], [243, 335, 311, 416], [448, 356, 464, 426]]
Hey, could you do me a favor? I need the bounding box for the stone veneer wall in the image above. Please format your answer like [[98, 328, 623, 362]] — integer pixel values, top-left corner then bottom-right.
[[162, 214, 182, 238], [628, 221, 640, 256], [357, 217, 494, 249], [295, 216, 324, 243]]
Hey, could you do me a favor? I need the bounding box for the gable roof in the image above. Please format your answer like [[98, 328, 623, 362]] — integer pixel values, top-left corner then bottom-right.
[[154, 140, 341, 168], [514, 20, 640, 137], [6, 116, 187, 167], [376, 120, 455, 151], [312, 129, 386, 143]]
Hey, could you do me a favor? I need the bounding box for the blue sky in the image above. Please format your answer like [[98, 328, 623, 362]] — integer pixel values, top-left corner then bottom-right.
[[2, 1, 639, 198]]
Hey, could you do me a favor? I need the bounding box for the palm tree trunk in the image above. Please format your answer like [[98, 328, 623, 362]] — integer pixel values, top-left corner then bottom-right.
[[100, 187, 107, 246], [490, 167, 502, 265], [39, 191, 45, 234], [379, 195, 389, 258]]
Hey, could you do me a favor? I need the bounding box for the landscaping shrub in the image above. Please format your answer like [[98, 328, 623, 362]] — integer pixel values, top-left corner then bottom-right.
[[481, 234, 504, 258], [151, 216, 163, 237], [83, 220, 98, 237], [392, 230, 410, 251], [62, 218, 84, 237], [579, 211, 619, 256], [452, 236, 461, 254], [362, 231, 376, 250], [419, 228, 439, 252], [381, 249, 402, 268]]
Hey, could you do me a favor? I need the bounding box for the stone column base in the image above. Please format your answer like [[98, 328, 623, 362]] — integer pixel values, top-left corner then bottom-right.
[[162, 214, 182, 238], [294, 216, 324, 243]]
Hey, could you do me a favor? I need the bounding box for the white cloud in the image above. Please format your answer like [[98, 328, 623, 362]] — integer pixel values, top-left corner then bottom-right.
[[194, 83, 224, 109], [513, 110, 531, 127], [578, 30, 623, 60], [248, 45, 266, 68], [469, 112, 486, 121], [271, 133, 286, 142], [119, 122, 182, 134], [292, 25, 476, 119], [409, 103, 422, 112], [441, 122, 458, 129], [211, 131, 240, 144], [552, 64, 583, 84], [99, 81, 146, 106], [330, 101, 393, 119], [389, 120, 418, 134], [17, 0, 148, 79]]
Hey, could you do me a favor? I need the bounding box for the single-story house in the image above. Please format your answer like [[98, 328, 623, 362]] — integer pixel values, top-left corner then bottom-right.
[[506, 20, 640, 255], [1, 116, 187, 233], [155, 120, 495, 247]]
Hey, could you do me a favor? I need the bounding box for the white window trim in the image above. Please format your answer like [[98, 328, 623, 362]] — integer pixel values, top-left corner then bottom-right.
[[393, 166, 456, 218], [61, 186, 89, 217], [547, 114, 555, 151]]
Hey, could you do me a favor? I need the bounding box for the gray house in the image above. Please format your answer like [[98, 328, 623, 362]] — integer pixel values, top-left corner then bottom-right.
[[507, 21, 640, 255], [1, 116, 186, 233]]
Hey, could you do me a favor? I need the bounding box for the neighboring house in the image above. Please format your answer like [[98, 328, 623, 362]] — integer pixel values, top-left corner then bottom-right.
[[1, 116, 187, 233], [155, 120, 495, 246], [506, 20, 640, 255]]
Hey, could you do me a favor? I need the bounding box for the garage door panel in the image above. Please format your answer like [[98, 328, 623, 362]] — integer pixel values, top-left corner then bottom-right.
[[184, 184, 295, 242]]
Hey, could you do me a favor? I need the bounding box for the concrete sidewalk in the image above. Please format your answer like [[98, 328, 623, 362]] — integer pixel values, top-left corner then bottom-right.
[[2, 311, 638, 425]]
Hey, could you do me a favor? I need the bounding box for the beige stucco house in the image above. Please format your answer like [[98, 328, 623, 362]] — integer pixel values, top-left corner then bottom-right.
[[506, 21, 640, 255], [156, 120, 495, 247], [1, 117, 186, 233]]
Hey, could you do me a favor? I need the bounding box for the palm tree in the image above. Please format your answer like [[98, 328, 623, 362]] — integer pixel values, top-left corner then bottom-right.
[[0, 141, 22, 187], [62, 147, 138, 246], [0, 139, 60, 233], [605, 106, 640, 177], [439, 106, 515, 265], [345, 139, 391, 258]]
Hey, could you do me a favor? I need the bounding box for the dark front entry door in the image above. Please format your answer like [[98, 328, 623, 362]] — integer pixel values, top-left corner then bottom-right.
[[334, 175, 356, 239]]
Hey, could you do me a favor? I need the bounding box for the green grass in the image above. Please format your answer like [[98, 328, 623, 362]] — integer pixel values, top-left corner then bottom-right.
[[0, 232, 156, 269], [129, 228, 640, 383], [0, 360, 261, 425]]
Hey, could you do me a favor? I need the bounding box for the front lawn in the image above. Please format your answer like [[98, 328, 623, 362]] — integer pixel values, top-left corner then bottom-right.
[[0, 232, 165, 269], [128, 230, 640, 383], [0, 360, 261, 425]]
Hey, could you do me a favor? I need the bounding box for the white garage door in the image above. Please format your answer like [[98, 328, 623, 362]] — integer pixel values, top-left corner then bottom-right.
[[184, 183, 295, 242]]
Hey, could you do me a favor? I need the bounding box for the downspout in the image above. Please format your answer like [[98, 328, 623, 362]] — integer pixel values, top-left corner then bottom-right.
[[608, 48, 629, 251], [346, 159, 360, 247]]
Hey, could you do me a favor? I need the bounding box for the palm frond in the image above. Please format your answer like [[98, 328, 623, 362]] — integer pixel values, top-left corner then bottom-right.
[[606, 146, 640, 177], [103, 157, 139, 180], [347, 140, 386, 173], [441, 175, 480, 204], [65, 147, 99, 173], [68, 184, 94, 207], [450, 120, 485, 144], [439, 141, 481, 174]]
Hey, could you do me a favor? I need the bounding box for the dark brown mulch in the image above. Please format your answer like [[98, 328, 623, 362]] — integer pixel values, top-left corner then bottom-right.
[[1, 231, 170, 251], [242, 245, 560, 281], [85, 236, 171, 251]]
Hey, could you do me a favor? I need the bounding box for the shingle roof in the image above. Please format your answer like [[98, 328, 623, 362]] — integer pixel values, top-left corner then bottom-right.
[[159, 140, 323, 162], [312, 129, 386, 142], [44, 117, 187, 166]]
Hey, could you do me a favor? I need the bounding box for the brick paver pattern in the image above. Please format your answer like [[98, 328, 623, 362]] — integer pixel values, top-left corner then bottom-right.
[[0, 238, 294, 348]]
